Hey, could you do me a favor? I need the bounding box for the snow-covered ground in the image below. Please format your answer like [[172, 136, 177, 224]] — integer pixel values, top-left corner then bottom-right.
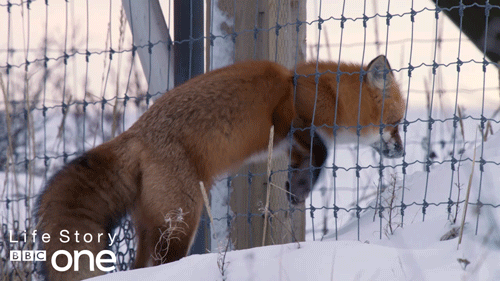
[[90, 240, 498, 281], [88, 130, 500, 281]]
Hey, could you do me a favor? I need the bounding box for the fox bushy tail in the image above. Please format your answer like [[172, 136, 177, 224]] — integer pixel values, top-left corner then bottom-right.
[[36, 136, 140, 281]]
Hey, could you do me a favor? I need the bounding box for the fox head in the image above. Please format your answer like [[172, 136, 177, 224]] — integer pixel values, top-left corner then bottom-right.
[[294, 55, 406, 160], [288, 55, 406, 204], [363, 55, 405, 158]]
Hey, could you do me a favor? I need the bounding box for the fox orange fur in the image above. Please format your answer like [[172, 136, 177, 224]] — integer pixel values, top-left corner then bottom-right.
[[287, 55, 406, 203], [36, 56, 405, 280]]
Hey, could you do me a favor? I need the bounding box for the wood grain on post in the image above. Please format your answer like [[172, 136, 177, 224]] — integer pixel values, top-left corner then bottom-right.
[[217, 0, 307, 250]]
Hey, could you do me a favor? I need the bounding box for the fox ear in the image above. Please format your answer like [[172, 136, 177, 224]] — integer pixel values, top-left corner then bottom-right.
[[366, 55, 394, 91]]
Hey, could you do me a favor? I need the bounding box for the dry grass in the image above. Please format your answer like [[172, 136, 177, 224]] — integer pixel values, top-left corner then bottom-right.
[[199, 181, 231, 280], [457, 130, 478, 250], [1, 72, 31, 281], [382, 174, 404, 237], [216, 238, 231, 280], [262, 126, 275, 247], [153, 208, 189, 264]]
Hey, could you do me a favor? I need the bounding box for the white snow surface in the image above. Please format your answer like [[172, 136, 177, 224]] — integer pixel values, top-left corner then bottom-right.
[[89, 134, 500, 281]]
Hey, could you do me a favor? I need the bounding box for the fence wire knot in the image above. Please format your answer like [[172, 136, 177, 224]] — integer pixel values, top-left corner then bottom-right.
[[386, 12, 392, 26], [356, 205, 362, 219], [310, 205, 316, 218], [318, 17, 324, 30], [362, 14, 368, 28], [447, 198, 454, 214], [456, 58, 463, 72], [333, 205, 340, 218], [340, 15, 346, 28], [422, 200, 429, 215]]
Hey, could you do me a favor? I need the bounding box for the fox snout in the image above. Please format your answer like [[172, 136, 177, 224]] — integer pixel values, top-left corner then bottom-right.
[[371, 128, 404, 158]]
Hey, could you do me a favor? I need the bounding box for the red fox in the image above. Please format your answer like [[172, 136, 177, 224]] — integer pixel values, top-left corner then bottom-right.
[[288, 55, 405, 203], [36, 56, 405, 280]]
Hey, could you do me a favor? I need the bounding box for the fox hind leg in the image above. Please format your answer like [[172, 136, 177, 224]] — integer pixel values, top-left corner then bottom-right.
[[132, 160, 205, 268]]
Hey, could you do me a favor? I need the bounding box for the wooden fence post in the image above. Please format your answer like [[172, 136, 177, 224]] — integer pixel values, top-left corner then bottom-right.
[[216, 0, 307, 250]]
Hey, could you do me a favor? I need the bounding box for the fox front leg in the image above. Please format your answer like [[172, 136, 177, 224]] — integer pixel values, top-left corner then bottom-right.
[[287, 129, 328, 205]]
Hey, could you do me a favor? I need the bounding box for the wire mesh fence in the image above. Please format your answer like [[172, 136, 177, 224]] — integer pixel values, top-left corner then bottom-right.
[[1, 0, 500, 280]]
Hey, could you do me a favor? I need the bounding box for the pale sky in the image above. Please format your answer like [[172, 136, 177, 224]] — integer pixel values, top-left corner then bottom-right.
[[1, 0, 498, 105], [1, 0, 498, 130], [306, 0, 499, 112]]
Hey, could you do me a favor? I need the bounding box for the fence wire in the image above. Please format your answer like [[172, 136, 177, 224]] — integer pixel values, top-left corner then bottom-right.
[[1, 0, 500, 279]]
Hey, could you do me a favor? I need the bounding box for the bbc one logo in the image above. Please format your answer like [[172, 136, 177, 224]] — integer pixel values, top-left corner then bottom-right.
[[9, 229, 117, 272], [10, 250, 46, 261]]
